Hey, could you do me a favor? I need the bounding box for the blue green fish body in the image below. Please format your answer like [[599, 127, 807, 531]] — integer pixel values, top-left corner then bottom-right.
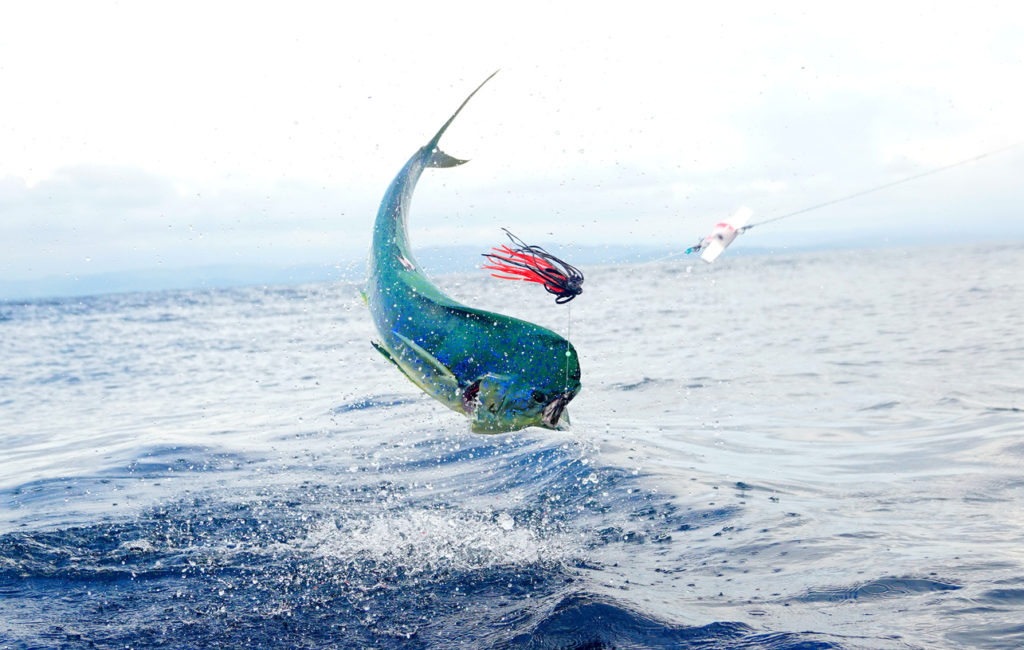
[[366, 74, 581, 433]]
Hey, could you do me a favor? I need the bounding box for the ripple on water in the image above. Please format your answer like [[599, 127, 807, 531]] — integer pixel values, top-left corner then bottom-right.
[[795, 577, 961, 603]]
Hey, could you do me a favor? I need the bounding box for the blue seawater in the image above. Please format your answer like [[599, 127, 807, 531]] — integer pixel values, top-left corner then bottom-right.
[[1, 242, 1022, 649]]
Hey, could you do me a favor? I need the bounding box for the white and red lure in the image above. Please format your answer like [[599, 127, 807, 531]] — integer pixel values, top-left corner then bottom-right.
[[482, 229, 584, 304], [686, 207, 753, 263]]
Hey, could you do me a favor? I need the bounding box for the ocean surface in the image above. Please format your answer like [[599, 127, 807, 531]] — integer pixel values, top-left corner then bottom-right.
[[2, 242, 1022, 649]]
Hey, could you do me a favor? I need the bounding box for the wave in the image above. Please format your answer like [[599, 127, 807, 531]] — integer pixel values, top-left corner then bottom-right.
[[0, 436, 845, 649]]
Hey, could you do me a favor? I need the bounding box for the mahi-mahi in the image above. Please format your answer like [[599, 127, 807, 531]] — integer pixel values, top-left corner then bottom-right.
[[366, 73, 581, 433]]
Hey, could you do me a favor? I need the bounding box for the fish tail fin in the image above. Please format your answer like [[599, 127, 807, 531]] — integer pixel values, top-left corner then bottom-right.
[[427, 149, 469, 168], [425, 70, 499, 156]]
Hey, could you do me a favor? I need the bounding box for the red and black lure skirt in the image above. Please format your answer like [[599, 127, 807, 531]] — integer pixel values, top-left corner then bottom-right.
[[482, 229, 584, 304]]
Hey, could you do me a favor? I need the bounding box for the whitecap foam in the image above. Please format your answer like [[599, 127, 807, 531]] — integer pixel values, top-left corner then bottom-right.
[[301, 507, 577, 574]]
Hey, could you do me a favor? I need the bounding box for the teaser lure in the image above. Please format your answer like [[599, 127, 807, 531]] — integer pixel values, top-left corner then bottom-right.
[[681, 142, 1021, 265], [482, 229, 584, 304], [686, 207, 753, 263]]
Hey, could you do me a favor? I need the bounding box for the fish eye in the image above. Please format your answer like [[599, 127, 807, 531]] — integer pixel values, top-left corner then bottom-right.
[[531, 390, 547, 403]]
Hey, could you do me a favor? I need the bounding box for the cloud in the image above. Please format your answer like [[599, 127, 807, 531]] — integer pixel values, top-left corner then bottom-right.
[[0, 165, 377, 280], [1, 2, 1023, 290]]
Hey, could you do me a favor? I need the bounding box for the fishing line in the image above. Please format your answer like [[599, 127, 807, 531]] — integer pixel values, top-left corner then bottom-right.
[[639, 140, 1023, 267], [739, 141, 1023, 233], [565, 303, 571, 388]]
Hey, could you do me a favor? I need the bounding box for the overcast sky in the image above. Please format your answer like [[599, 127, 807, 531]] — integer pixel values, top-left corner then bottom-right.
[[2, 1, 1022, 287]]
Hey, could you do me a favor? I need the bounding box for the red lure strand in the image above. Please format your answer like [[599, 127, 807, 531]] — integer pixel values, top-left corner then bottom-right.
[[481, 229, 584, 304]]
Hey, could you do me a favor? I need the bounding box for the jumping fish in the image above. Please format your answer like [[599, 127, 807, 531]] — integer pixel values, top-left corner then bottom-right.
[[365, 73, 581, 433]]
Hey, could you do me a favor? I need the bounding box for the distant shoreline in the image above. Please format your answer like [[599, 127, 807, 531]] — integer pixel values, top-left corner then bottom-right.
[[3, 238, 1019, 302]]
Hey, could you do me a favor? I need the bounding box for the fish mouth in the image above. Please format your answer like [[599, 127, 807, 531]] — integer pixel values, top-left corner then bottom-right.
[[461, 380, 481, 414], [542, 391, 575, 428]]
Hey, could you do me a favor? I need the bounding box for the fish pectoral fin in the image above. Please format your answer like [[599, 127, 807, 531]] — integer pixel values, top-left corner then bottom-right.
[[371, 339, 397, 365], [377, 333, 462, 410], [392, 332, 458, 383], [371, 340, 420, 387], [373, 337, 453, 398], [372, 339, 432, 391]]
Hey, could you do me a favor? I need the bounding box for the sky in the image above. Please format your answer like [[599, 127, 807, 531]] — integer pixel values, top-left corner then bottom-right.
[[1, 1, 1023, 295]]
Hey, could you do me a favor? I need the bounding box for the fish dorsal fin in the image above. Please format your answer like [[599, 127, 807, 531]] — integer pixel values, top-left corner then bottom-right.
[[393, 332, 457, 382]]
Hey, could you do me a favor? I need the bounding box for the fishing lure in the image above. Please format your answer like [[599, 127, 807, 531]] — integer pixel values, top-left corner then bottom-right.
[[482, 229, 584, 304], [683, 142, 1021, 264], [686, 207, 753, 263]]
